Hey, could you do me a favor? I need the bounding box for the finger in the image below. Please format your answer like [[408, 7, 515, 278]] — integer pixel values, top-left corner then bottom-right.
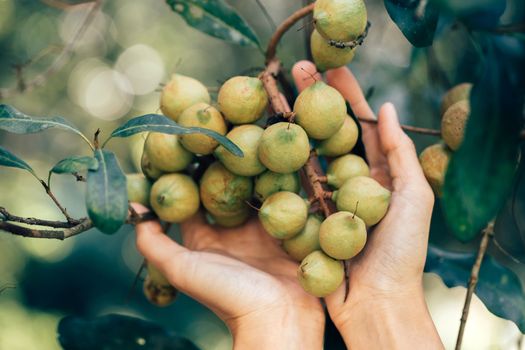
[[180, 211, 218, 249], [291, 60, 322, 93]]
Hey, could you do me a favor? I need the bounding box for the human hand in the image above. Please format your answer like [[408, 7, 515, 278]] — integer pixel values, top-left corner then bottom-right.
[[291, 60, 443, 349]]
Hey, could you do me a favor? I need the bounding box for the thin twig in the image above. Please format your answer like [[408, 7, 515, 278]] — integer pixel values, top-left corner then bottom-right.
[[40, 180, 74, 222], [0, 207, 81, 227], [455, 220, 495, 350]]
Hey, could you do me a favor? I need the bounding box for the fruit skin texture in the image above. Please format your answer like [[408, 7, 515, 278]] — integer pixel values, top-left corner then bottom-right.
[[334, 176, 391, 226], [259, 191, 308, 239], [311, 29, 355, 72], [293, 81, 347, 140], [214, 124, 266, 176], [160, 74, 210, 122], [441, 83, 472, 115], [200, 162, 253, 217], [441, 100, 469, 151], [319, 211, 367, 260], [314, 0, 368, 42], [126, 173, 151, 206], [317, 116, 358, 156], [419, 143, 451, 197], [177, 102, 228, 155], [217, 76, 268, 124], [141, 152, 164, 180], [150, 173, 200, 223], [283, 215, 322, 261], [143, 263, 177, 307], [327, 154, 369, 188], [210, 209, 250, 228], [297, 250, 344, 297], [258, 122, 311, 174], [254, 171, 301, 202], [144, 132, 193, 172]]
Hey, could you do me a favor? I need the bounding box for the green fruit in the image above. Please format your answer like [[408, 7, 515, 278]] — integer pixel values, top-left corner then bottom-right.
[[150, 173, 200, 223], [217, 76, 268, 124], [442, 100, 469, 151], [311, 29, 355, 72], [327, 154, 369, 188], [144, 132, 193, 172], [210, 209, 250, 228], [283, 215, 322, 261], [419, 143, 451, 197], [317, 116, 359, 157], [314, 0, 367, 42], [297, 250, 344, 297], [258, 122, 310, 174], [254, 171, 301, 202], [200, 162, 253, 216], [293, 81, 346, 140], [126, 173, 152, 206], [441, 83, 472, 115], [141, 151, 164, 180], [143, 263, 177, 307], [160, 74, 210, 122], [178, 103, 227, 155], [259, 191, 308, 239], [319, 211, 366, 260], [215, 124, 266, 176], [334, 176, 391, 226]]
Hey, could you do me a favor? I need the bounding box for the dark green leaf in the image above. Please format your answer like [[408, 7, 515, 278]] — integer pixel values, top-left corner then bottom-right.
[[384, 0, 439, 47], [166, 0, 260, 48], [86, 150, 128, 234], [442, 41, 525, 241], [425, 244, 525, 332], [432, 0, 506, 29], [51, 156, 98, 175], [58, 314, 200, 350], [109, 114, 243, 157], [0, 146, 35, 176]]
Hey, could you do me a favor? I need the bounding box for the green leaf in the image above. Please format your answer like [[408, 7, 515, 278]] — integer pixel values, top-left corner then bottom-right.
[[58, 314, 201, 350], [86, 150, 128, 234], [432, 0, 506, 29], [166, 0, 260, 48], [108, 114, 243, 157], [384, 0, 439, 47], [51, 156, 99, 175], [0, 146, 35, 176], [442, 41, 524, 241], [425, 244, 525, 332]]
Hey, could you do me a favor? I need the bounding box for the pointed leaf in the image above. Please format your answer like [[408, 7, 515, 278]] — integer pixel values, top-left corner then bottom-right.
[[51, 156, 99, 175], [166, 0, 260, 48], [86, 150, 128, 234], [425, 244, 525, 332], [109, 114, 243, 157], [0, 146, 35, 176]]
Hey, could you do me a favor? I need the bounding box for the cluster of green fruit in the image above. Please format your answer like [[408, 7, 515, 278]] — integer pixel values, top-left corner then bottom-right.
[[419, 83, 472, 196]]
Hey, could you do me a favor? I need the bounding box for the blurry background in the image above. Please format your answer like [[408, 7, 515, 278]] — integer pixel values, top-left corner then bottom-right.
[[0, 0, 524, 349]]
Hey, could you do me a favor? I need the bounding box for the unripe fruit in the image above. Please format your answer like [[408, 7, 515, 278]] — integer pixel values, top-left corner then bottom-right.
[[144, 132, 193, 172], [419, 143, 451, 197], [283, 215, 322, 261], [150, 174, 200, 223], [258, 122, 310, 174], [441, 100, 469, 151], [319, 211, 367, 260], [441, 83, 472, 115], [160, 74, 211, 122], [317, 116, 358, 156], [297, 250, 344, 297], [126, 173, 151, 206], [311, 29, 355, 72], [143, 263, 177, 307], [327, 154, 369, 188], [141, 151, 163, 180], [200, 162, 253, 217], [293, 81, 347, 140], [210, 209, 250, 228], [259, 191, 308, 239], [217, 76, 268, 124], [254, 171, 301, 202], [214, 124, 266, 176], [334, 176, 391, 226], [314, 0, 367, 42]]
